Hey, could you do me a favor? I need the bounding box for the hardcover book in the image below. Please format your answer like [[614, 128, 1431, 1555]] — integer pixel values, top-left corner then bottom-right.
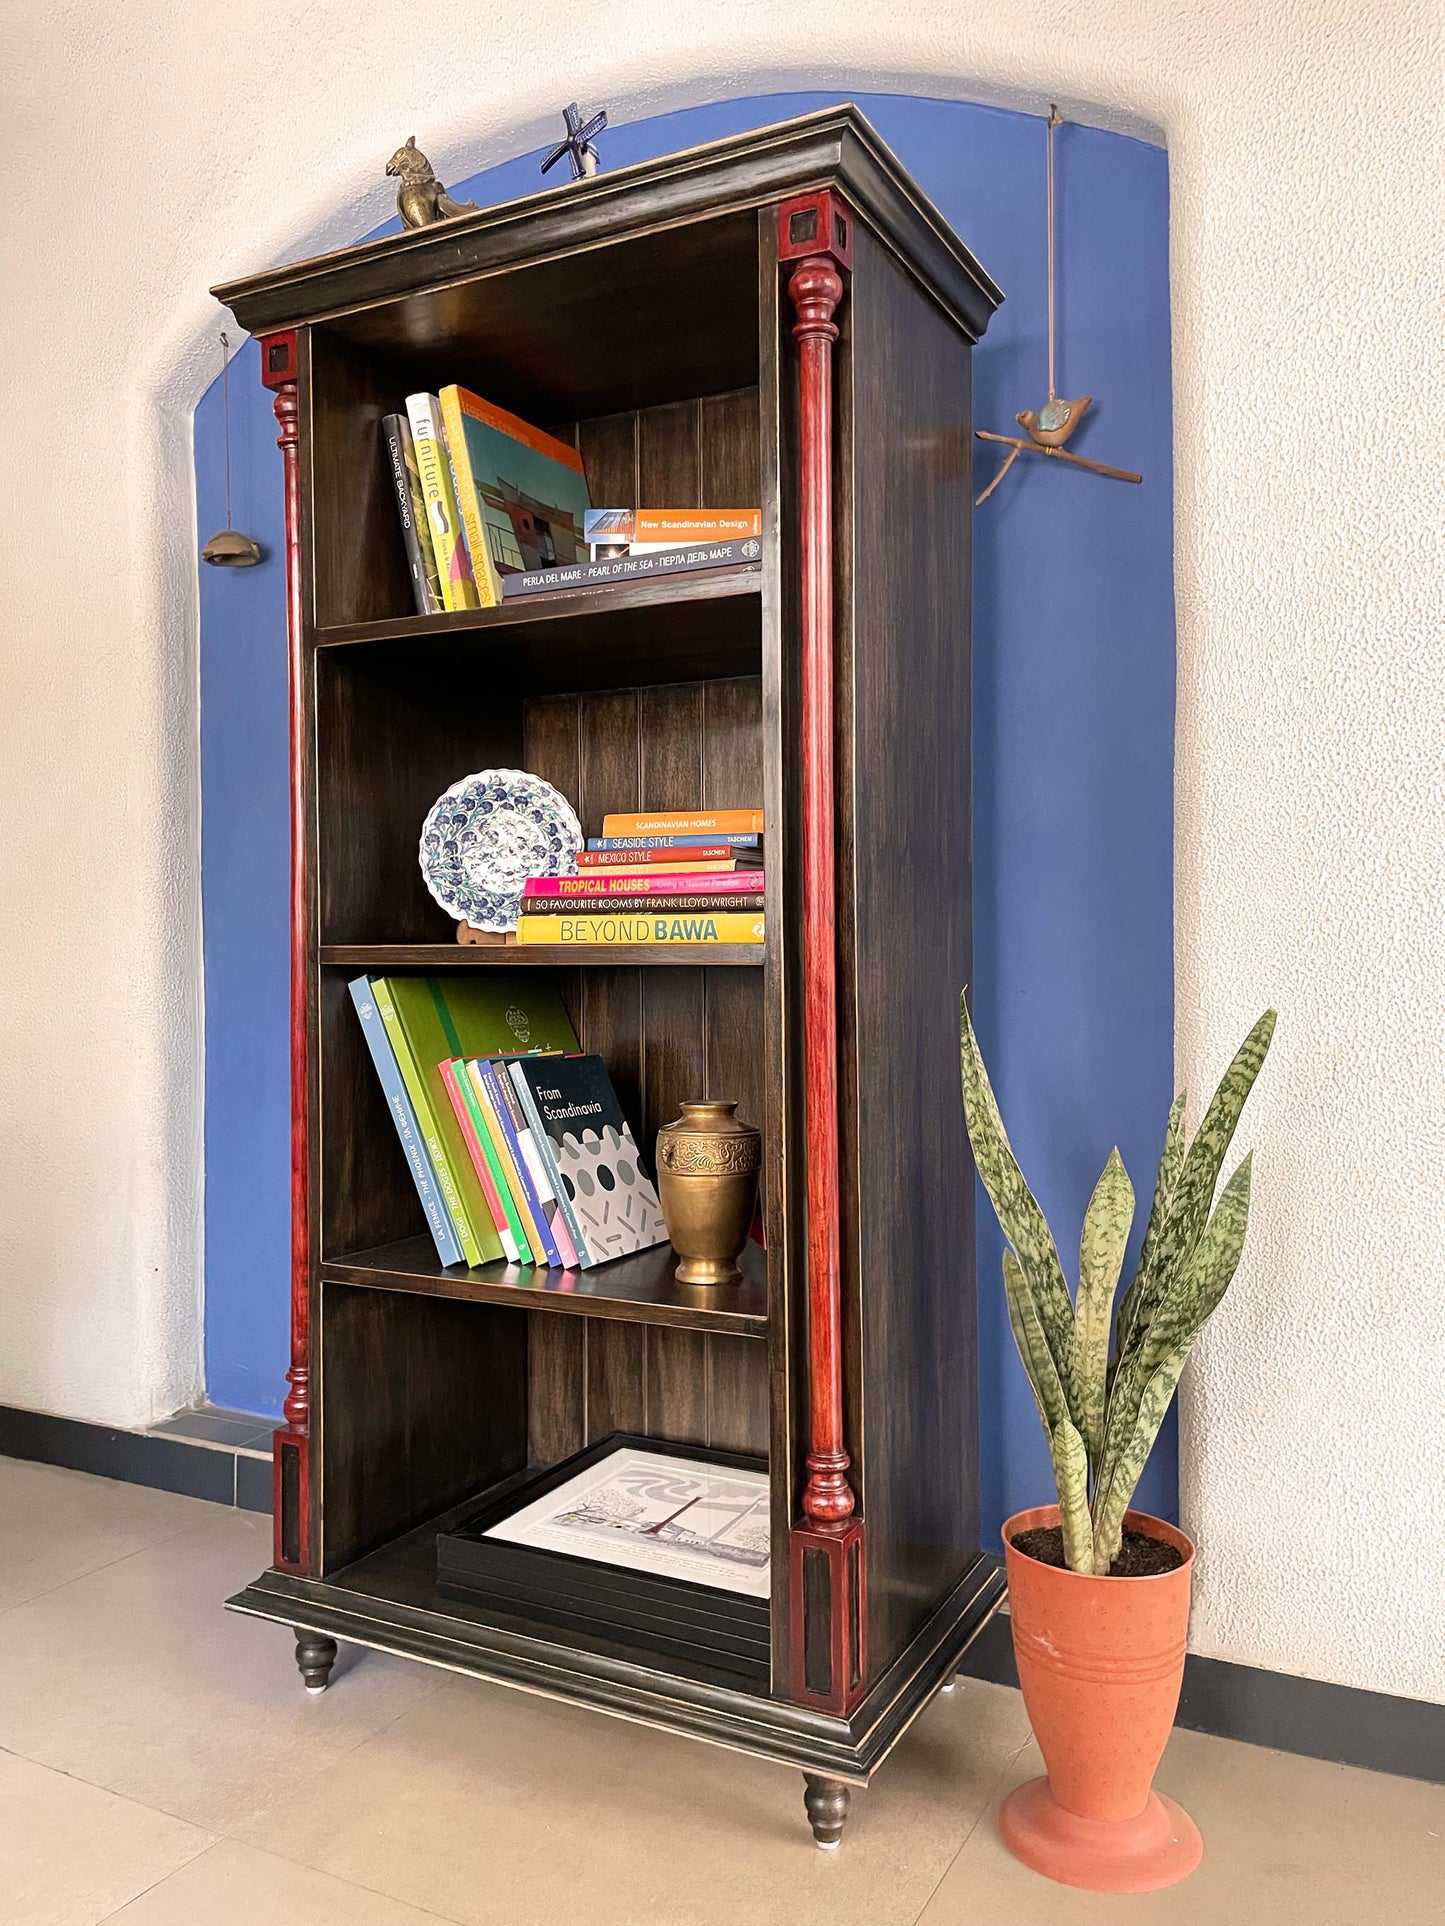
[[348, 976, 462, 1265], [518, 894, 759, 916], [584, 508, 762, 557], [514, 911, 765, 946], [508, 1055, 667, 1267], [439, 1059, 521, 1262], [501, 538, 759, 598], [586, 833, 761, 852], [523, 870, 764, 899], [464, 1060, 541, 1264], [381, 414, 442, 615], [368, 976, 579, 1267], [438, 385, 591, 604], [602, 810, 763, 837], [405, 393, 478, 611], [574, 846, 750, 869], [473, 1058, 567, 1267]]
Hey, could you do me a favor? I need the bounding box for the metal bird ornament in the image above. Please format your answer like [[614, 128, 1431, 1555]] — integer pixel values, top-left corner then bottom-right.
[[975, 109, 1142, 505], [386, 136, 478, 229], [541, 102, 607, 181]]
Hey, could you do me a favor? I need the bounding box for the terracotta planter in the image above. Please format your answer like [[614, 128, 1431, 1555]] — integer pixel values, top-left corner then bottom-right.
[[998, 1503, 1202, 1893]]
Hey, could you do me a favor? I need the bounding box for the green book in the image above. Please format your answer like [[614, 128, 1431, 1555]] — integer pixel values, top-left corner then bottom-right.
[[370, 975, 579, 1267]]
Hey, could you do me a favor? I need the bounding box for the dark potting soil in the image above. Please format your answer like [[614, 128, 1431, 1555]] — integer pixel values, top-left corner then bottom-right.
[[1011, 1525, 1184, 1578]]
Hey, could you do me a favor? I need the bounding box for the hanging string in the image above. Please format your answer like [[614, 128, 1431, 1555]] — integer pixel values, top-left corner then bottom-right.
[[1046, 106, 1060, 403], [220, 331, 235, 531]]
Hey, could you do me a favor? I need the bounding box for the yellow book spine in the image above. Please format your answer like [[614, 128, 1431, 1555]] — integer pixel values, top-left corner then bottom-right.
[[438, 387, 501, 607], [515, 911, 764, 946], [406, 395, 479, 612]]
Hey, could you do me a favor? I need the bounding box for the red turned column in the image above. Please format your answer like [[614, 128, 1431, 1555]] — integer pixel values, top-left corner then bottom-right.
[[259, 330, 312, 1576], [778, 194, 866, 1712]]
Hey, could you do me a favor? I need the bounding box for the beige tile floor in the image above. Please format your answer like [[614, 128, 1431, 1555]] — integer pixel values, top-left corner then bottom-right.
[[0, 1456, 1438, 1925]]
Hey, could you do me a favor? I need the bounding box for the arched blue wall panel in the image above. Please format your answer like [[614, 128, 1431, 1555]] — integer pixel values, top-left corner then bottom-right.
[[195, 90, 1175, 1537]]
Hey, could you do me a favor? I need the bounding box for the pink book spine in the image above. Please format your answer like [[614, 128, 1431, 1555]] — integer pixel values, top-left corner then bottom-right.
[[523, 870, 765, 899], [438, 1058, 511, 1244]]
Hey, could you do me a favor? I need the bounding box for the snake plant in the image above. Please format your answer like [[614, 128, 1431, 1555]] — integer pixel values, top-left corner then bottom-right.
[[960, 999, 1275, 1575]]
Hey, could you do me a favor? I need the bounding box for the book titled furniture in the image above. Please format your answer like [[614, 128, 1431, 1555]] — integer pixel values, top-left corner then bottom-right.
[[213, 106, 1002, 1846]]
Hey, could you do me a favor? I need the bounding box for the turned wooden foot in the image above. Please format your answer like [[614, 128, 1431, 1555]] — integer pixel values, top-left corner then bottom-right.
[[294, 1627, 337, 1694], [803, 1774, 850, 1849]]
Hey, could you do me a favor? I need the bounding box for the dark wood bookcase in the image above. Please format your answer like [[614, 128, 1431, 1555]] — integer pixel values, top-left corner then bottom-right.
[[214, 107, 1002, 1845]]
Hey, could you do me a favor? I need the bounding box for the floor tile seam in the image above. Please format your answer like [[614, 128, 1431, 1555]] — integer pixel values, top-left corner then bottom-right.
[[0, 1739, 223, 1847], [200, 1831, 477, 1926], [905, 1735, 1037, 1924], [92, 1835, 233, 1925], [213, 1670, 453, 1842], [0, 1520, 213, 1620]]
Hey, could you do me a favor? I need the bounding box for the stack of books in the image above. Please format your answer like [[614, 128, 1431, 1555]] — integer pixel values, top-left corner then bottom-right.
[[515, 811, 765, 948], [383, 386, 761, 613], [350, 972, 667, 1270]]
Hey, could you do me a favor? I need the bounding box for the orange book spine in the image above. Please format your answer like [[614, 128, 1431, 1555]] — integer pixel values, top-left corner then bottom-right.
[[600, 810, 764, 837]]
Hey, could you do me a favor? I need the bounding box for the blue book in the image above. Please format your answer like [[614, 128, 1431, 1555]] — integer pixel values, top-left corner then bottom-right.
[[507, 1061, 595, 1268], [348, 975, 464, 1266], [586, 833, 761, 851], [476, 1059, 564, 1267]]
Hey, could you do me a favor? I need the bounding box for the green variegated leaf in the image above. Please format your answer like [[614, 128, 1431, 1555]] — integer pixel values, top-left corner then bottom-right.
[[1002, 1248, 1069, 1436], [1113, 1091, 1185, 1373], [1049, 1418, 1094, 1573], [1092, 1352, 1190, 1571], [1093, 1155, 1254, 1549], [1072, 1148, 1134, 1471], [1109, 1012, 1274, 1414], [961, 997, 1078, 1416]]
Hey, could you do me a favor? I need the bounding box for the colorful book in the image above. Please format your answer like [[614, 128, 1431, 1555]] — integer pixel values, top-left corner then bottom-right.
[[509, 1055, 668, 1266], [575, 845, 751, 870], [438, 385, 591, 604], [602, 810, 763, 837], [438, 1059, 520, 1263], [405, 393, 479, 612], [501, 538, 759, 598], [586, 833, 761, 852], [347, 976, 463, 1266], [475, 1059, 566, 1267], [497, 1059, 580, 1268], [518, 893, 761, 916], [382, 415, 442, 615], [370, 976, 579, 1267], [464, 1060, 540, 1264], [515, 911, 765, 946], [585, 508, 762, 556], [523, 871, 765, 899], [506, 1060, 593, 1267]]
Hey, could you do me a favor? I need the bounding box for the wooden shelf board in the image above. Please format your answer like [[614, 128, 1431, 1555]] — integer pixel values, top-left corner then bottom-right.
[[322, 1234, 768, 1336], [314, 569, 763, 692], [320, 944, 765, 969]]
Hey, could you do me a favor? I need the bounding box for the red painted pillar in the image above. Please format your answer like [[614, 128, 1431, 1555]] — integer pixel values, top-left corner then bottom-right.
[[259, 330, 312, 1576], [778, 194, 866, 1712]]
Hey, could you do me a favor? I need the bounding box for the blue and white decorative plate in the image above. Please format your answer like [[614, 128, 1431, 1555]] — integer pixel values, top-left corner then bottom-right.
[[419, 769, 581, 932]]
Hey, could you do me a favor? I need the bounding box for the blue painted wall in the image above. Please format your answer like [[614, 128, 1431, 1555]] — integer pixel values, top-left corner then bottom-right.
[[196, 91, 1175, 1535]]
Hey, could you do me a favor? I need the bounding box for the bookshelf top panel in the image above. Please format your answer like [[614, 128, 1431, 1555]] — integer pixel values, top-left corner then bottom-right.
[[324, 1234, 769, 1336], [213, 105, 1001, 350]]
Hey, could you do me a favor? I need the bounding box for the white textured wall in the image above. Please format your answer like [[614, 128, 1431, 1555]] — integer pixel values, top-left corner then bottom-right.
[[0, 0, 1440, 1696]]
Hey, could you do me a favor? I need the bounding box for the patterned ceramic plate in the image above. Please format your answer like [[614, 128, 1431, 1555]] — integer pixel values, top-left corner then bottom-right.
[[419, 768, 581, 932]]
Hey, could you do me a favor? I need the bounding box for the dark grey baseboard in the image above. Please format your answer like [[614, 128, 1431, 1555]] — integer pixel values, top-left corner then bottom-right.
[[0, 1403, 271, 1514], [959, 1593, 1442, 1785]]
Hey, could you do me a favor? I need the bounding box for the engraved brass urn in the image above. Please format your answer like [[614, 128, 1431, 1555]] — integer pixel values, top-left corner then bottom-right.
[[655, 1100, 761, 1286]]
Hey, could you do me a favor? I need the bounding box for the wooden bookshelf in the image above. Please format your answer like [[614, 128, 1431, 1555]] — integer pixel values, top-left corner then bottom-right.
[[214, 105, 1003, 1846]]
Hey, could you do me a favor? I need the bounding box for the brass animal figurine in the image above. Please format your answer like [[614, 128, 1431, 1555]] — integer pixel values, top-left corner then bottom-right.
[[1017, 394, 1092, 448], [385, 137, 477, 229]]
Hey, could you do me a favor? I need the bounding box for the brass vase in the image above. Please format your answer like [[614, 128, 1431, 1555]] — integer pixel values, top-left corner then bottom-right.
[[655, 1100, 761, 1286]]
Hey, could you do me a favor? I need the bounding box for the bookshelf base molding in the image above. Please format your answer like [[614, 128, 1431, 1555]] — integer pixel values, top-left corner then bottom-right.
[[226, 1549, 1003, 1783]]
